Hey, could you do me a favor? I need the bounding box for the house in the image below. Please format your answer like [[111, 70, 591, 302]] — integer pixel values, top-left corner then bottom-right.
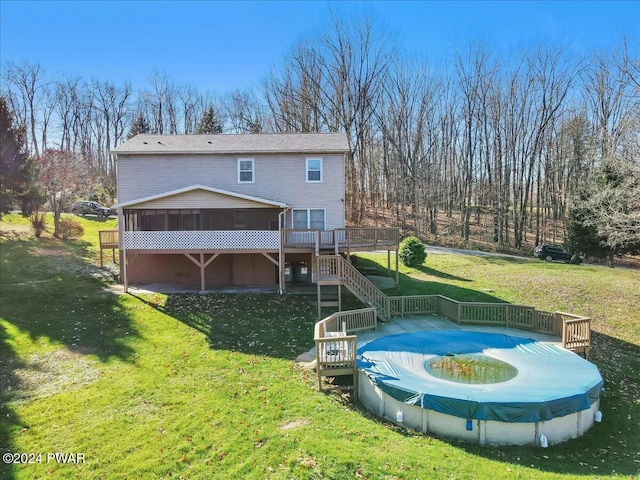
[[112, 133, 399, 293]]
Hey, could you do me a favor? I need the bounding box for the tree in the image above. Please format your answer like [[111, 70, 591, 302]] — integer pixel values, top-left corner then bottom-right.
[[2, 61, 49, 158], [0, 96, 30, 216], [567, 158, 640, 262], [399, 236, 427, 267], [36, 149, 86, 238], [224, 89, 270, 133], [565, 194, 609, 260], [195, 105, 223, 134], [127, 112, 151, 139]]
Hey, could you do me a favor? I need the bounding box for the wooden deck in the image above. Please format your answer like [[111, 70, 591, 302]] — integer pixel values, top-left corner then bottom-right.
[[312, 304, 592, 400], [99, 230, 119, 267], [103, 227, 399, 254], [315, 255, 591, 356], [283, 227, 399, 254]]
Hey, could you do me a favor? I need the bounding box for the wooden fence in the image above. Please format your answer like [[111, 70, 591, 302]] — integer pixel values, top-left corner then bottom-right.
[[315, 292, 591, 357], [98, 230, 119, 267], [314, 308, 377, 399]]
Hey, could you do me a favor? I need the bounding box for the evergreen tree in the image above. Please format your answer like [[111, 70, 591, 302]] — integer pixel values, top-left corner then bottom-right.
[[0, 96, 30, 216], [567, 158, 640, 262], [565, 194, 609, 260], [127, 112, 151, 139], [196, 106, 223, 134]]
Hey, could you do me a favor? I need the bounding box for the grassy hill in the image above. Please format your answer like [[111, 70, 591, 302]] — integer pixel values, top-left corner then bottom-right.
[[1, 213, 638, 479]]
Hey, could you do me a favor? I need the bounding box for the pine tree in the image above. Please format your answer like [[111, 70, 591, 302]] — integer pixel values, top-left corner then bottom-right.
[[127, 112, 151, 139], [567, 158, 640, 262], [565, 195, 609, 260], [196, 106, 223, 134], [0, 96, 30, 216]]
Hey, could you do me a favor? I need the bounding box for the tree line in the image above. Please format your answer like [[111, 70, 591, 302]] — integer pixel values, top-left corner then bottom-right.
[[1, 14, 639, 257]]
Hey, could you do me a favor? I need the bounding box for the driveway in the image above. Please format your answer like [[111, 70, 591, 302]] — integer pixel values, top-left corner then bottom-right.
[[426, 245, 533, 261]]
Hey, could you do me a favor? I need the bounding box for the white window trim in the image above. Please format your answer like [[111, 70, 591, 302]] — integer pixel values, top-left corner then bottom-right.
[[237, 158, 255, 184], [306, 157, 323, 183], [292, 208, 326, 230]]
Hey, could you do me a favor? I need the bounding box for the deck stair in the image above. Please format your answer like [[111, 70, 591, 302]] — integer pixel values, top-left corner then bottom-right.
[[317, 255, 390, 321]]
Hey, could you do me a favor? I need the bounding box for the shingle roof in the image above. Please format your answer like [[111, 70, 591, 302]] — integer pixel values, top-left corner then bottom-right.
[[112, 133, 349, 155]]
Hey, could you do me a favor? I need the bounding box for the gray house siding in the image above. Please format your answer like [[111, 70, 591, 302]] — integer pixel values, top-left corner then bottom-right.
[[116, 153, 346, 229]]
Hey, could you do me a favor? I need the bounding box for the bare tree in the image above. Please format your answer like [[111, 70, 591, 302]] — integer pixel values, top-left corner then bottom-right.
[[224, 89, 271, 133], [36, 149, 86, 236], [3, 61, 50, 157], [377, 60, 440, 232], [143, 71, 175, 134], [584, 53, 636, 160]]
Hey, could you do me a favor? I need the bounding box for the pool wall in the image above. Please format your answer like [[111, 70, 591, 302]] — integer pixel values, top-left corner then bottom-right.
[[358, 372, 599, 446]]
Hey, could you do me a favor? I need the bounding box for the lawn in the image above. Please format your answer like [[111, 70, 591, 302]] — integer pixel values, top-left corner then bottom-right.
[[1, 213, 639, 479]]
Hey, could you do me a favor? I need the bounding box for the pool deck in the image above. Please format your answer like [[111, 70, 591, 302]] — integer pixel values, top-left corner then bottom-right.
[[297, 315, 562, 366]]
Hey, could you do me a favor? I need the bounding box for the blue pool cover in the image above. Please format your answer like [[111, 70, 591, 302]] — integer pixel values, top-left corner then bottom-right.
[[357, 331, 603, 423]]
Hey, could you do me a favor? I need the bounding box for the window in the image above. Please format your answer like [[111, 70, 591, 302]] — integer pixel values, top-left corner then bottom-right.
[[309, 209, 324, 229], [306, 158, 323, 183], [292, 209, 325, 230], [292, 210, 308, 229], [238, 158, 255, 183]]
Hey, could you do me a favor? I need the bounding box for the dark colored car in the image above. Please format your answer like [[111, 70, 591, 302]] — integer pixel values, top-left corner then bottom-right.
[[534, 244, 578, 263], [71, 201, 113, 217]]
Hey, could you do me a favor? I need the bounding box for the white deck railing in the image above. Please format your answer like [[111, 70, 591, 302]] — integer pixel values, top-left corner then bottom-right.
[[118, 227, 400, 252], [123, 230, 280, 250]]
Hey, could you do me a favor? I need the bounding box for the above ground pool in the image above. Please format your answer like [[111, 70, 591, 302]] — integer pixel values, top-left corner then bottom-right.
[[357, 330, 603, 445]]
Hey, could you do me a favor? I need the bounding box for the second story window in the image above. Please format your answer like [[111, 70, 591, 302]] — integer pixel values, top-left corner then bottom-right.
[[238, 158, 255, 183], [306, 158, 323, 183]]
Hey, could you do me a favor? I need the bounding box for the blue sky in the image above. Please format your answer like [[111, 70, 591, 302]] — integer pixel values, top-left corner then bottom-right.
[[1, 1, 639, 93]]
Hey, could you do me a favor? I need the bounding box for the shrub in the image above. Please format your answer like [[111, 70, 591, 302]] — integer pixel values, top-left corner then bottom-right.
[[570, 254, 583, 265], [30, 211, 47, 238], [399, 236, 427, 267], [57, 218, 84, 240]]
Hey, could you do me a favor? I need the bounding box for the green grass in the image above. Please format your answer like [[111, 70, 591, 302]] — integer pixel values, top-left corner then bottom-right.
[[1, 214, 639, 479]]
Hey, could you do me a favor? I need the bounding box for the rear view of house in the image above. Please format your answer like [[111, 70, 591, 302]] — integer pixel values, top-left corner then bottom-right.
[[112, 133, 398, 292]]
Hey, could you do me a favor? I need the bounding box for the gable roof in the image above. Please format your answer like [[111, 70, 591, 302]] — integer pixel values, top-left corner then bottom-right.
[[114, 184, 290, 209], [112, 133, 349, 155]]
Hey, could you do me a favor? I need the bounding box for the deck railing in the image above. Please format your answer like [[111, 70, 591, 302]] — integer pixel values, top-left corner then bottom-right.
[[314, 307, 377, 339], [283, 227, 399, 252], [99, 230, 119, 267], [316, 254, 591, 355], [557, 311, 591, 356], [114, 227, 397, 253], [99, 230, 119, 248], [314, 308, 377, 398], [317, 255, 390, 321], [123, 230, 280, 250], [389, 295, 439, 317]]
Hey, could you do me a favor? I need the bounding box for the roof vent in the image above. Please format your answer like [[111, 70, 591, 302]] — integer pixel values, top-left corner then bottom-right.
[[208, 141, 213, 144], [157, 141, 163, 145], [143, 141, 148, 144]]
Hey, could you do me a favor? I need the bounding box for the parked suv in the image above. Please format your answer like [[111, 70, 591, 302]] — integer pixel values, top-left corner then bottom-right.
[[71, 201, 113, 217], [534, 244, 576, 262]]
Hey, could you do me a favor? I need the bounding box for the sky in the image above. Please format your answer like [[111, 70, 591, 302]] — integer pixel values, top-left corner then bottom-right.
[[1, 1, 639, 94]]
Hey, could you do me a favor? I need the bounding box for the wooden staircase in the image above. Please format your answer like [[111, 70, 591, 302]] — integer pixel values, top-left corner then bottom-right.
[[317, 255, 391, 321]]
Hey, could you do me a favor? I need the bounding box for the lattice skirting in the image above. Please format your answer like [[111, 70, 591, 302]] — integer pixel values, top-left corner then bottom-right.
[[124, 230, 280, 250]]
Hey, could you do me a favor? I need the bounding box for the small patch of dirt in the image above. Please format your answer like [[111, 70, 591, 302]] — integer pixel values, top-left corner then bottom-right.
[[33, 248, 72, 256], [1, 347, 100, 402], [0, 226, 32, 240], [280, 419, 309, 431]]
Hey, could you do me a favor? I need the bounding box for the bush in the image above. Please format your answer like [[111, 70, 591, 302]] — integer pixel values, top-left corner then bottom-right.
[[399, 236, 427, 267], [569, 254, 583, 265], [30, 211, 47, 238], [57, 218, 84, 240]]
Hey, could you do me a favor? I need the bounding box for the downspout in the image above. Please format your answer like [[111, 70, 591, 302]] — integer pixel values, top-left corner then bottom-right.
[[120, 211, 128, 294], [278, 206, 293, 295]]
